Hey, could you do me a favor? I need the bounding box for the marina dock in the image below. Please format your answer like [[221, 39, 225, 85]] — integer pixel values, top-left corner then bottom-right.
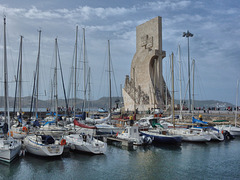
[[105, 136, 133, 147]]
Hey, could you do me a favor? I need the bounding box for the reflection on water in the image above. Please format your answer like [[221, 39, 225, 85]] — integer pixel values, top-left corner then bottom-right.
[[0, 157, 21, 179], [152, 143, 182, 151], [0, 139, 240, 179]]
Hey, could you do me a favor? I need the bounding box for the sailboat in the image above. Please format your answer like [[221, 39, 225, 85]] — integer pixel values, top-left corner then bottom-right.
[[0, 16, 21, 162], [24, 35, 65, 157], [11, 36, 31, 139], [166, 56, 211, 142], [39, 38, 67, 138], [141, 53, 182, 145], [24, 38, 66, 156], [24, 134, 65, 156], [65, 119, 107, 154], [95, 40, 124, 134], [215, 80, 240, 136], [64, 27, 107, 154]]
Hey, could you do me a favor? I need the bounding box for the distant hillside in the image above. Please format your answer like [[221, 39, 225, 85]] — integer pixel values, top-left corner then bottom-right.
[[0, 96, 234, 109], [0, 96, 123, 109], [174, 99, 234, 109]]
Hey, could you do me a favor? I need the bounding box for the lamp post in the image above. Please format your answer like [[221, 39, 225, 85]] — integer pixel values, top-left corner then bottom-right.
[[183, 30, 193, 113]]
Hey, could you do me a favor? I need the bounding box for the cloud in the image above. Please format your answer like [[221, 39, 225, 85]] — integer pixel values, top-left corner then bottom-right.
[[75, 6, 136, 20], [24, 6, 61, 19], [144, 0, 191, 11], [0, 1, 239, 104]]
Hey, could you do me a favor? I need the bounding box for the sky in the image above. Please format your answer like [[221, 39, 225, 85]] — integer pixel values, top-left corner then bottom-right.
[[0, 0, 239, 106]]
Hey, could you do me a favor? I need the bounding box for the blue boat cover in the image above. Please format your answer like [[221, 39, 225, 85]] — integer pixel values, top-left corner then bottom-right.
[[192, 117, 208, 125], [76, 112, 86, 120], [43, 120, 56, 126]]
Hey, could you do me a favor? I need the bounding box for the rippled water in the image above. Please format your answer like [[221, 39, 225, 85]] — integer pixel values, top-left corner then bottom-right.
[[1, 138, 240, 180]]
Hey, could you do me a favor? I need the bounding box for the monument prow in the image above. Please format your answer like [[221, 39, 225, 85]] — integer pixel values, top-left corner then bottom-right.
[[123, 16, 171, 112]]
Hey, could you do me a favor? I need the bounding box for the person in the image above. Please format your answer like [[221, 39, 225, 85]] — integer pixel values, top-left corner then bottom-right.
[[18, 112, 22, 127], [133, 113, 136, 121], [3, 122, 8, 140], [129, 115, 134, 126], [199, 114, 203, 121]]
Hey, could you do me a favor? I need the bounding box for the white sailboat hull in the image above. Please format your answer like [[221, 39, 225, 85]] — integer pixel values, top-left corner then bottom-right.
[[11, 126, 29, 139], [24, 135, 64, 157], [209, 132, 224, 141], [169, 129, 211, 142], [215, 125, 240, 136], [65, 134, 107, 154], [182, 134, 211, 142], [229, 127, 240, 136], [0, 138, 22, 162]]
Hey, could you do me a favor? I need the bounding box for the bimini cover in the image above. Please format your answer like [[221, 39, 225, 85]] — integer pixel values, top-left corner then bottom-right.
[[41, 135, 55, 144]]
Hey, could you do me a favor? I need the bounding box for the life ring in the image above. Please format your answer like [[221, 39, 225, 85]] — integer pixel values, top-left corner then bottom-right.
[[22, 126, 28, 132], [60, 139, 66, 146]]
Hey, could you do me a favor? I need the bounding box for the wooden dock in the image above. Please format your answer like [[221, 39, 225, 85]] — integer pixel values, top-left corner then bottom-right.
[[104, 136, 133, 147], [94, 134, 133, 147]]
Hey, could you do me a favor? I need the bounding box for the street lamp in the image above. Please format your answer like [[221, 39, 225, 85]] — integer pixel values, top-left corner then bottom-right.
[[183, 30, 193, 113]]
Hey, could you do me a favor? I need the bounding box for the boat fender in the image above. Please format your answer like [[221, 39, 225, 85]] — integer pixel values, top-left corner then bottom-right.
[[22, 126, 28, 132], [8, 131, 13, 137], [60, 139, 66, 146], [116, 132, 119, 136]]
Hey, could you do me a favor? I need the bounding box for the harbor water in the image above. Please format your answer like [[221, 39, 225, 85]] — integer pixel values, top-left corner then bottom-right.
[[1, 138, 240, 180]]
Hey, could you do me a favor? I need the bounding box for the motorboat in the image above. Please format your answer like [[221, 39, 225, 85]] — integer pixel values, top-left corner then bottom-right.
[[117, 126, 152, 145]]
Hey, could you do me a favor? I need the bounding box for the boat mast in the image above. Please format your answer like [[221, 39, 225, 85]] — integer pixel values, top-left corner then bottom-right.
[[3, 16, 10, 127], [13, 35, 23, 115], [35, 30, 41, 119], [165, 60, 168, 111], [171, 52, 175, 129], [54, 38, 58, 124], [235, 79, 239, 127], [74, 26, 78, 119], [108, 40, 112, 117], [88, 67, 91, 112], [83, 28, 86, 112], [18, 36, 23, 114]]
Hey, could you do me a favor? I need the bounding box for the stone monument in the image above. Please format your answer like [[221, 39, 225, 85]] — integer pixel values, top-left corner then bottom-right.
[[123, 16, 171, 112]]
